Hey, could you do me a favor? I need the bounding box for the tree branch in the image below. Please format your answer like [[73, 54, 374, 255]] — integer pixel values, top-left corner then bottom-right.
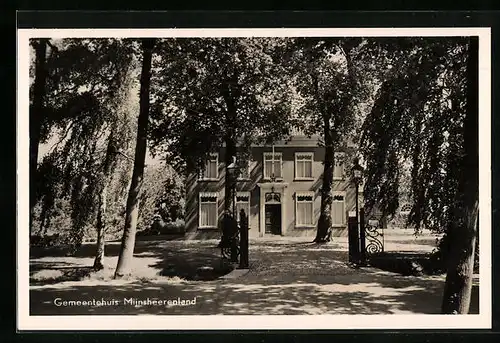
[[115, 150, 134, 162], [50, 121, 75, 154], [46, 40, 59, 54]]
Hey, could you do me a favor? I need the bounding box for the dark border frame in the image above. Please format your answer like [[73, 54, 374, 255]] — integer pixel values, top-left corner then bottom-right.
[[9, 9, 500, 343]]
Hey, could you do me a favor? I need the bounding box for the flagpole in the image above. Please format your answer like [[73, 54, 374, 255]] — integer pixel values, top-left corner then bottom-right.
[[272, 144, 275, 179]]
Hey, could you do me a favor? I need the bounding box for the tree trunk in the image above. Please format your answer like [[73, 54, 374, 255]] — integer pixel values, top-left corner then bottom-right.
[[314, 116, 335, 243], [441, 36, 479, 314], [222, 79, 238, 217], [30, 39, 48, 228], [93, 134, 115, 271], [114, 38, 155, 278], [93, 182, 108, 271]]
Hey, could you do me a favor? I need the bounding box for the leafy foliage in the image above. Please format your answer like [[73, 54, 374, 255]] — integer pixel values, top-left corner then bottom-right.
[[360, 37, 469, 234], [32, 39, 138, 248], [282, 38, 380, 241], [148, 38, 294, 176], [138, 164, 186, 230]]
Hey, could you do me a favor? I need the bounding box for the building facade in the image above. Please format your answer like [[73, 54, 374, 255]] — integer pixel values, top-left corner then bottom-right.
[[184, 134, 363, 239]]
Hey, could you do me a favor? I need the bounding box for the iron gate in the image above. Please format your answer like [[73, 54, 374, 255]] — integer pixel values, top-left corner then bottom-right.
[[348, 208, 385, 265]]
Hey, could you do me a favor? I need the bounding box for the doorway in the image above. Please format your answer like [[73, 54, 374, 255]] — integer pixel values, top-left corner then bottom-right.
[[265, 204, 282, 235]]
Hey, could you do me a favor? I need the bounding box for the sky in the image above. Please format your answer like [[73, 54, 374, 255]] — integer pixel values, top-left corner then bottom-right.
[[38, 135, 161, 166]]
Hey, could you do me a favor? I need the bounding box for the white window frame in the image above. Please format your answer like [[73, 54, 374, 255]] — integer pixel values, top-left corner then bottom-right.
[[263, 152, 283, 180], [295, 191, 315, 227], [235, 191, 251, 223], [198, 192, 218, 229], [198, 153, 219, 181], [332, 191, 346, 226], [294, 152, 314, 180], [333, 152, 345, 181]]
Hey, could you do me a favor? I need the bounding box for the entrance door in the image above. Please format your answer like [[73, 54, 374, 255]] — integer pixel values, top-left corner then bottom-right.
[[265, 204, 282, 235]]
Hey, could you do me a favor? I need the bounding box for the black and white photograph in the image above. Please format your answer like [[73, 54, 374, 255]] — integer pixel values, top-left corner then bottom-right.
[[17, 27, 491, 330]]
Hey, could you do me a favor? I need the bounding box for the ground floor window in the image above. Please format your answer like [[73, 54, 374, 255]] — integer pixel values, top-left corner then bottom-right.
[[235, 191, 251, 224], [296, 191, 314, 227], [199, 192, 218, 228], [332, 192, 346, 225]]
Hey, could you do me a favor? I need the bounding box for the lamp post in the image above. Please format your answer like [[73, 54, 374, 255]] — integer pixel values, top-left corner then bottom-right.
[[351, 157, 364, 265], [227, 156, 238, 218]]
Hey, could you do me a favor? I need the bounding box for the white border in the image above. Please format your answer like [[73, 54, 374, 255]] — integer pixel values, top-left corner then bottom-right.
[[17, 27, 492, 330]]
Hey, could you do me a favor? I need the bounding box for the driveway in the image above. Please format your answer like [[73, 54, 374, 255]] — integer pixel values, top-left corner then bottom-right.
[[28, 234, 479, 315]]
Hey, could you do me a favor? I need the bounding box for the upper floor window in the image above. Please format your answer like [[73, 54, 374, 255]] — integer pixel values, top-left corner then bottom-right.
[[333, 152, 345, 180], [295, 152, 314, 180], [237, 160, 251, 180], [263, 152, 282, 180], [199, 153, 218, 181]]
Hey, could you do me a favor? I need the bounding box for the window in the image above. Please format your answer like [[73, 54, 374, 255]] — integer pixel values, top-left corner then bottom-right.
[[333, 152, 345, 180], [296, 192, 315, 227], [237, 160, 251, 180], [263, 152, 282, 179], [332, 192, 346, 225], [400, 204, 411, 216], [199, 153, 218, 180], [235, 192, 251, 224], [295, 152, 314, 180], [199, 192, 218, 228]]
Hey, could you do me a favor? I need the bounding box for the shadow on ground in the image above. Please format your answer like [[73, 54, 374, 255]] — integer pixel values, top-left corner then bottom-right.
[[29, 234, 186, 259], [29, 237, 480, 315], [30, 238, 231, 284]]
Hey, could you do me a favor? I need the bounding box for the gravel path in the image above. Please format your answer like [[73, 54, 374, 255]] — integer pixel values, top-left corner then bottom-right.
[[29, 234, 478, 315]]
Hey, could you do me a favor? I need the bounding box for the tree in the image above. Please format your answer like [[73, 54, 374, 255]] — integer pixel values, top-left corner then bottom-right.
[[32, 38, 137, 266], [285, 38, 373, 242], [149, 38, 293, 213], [30, 39, 50, 223], [440, 37, 478, 314], [114, 38, 156, 278], [360, 37, 478, 313], [93, 132, 121, 270]]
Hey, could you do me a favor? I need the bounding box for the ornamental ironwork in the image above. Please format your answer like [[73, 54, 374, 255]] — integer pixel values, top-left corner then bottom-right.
[[364, 218, 384, 255], [265, 192, 281, 203]]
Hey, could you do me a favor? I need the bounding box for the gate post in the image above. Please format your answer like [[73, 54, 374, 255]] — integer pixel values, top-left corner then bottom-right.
[[239, 209, 249, 269], [229, 214, 239, 263], [347, 211, 360, 264]]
